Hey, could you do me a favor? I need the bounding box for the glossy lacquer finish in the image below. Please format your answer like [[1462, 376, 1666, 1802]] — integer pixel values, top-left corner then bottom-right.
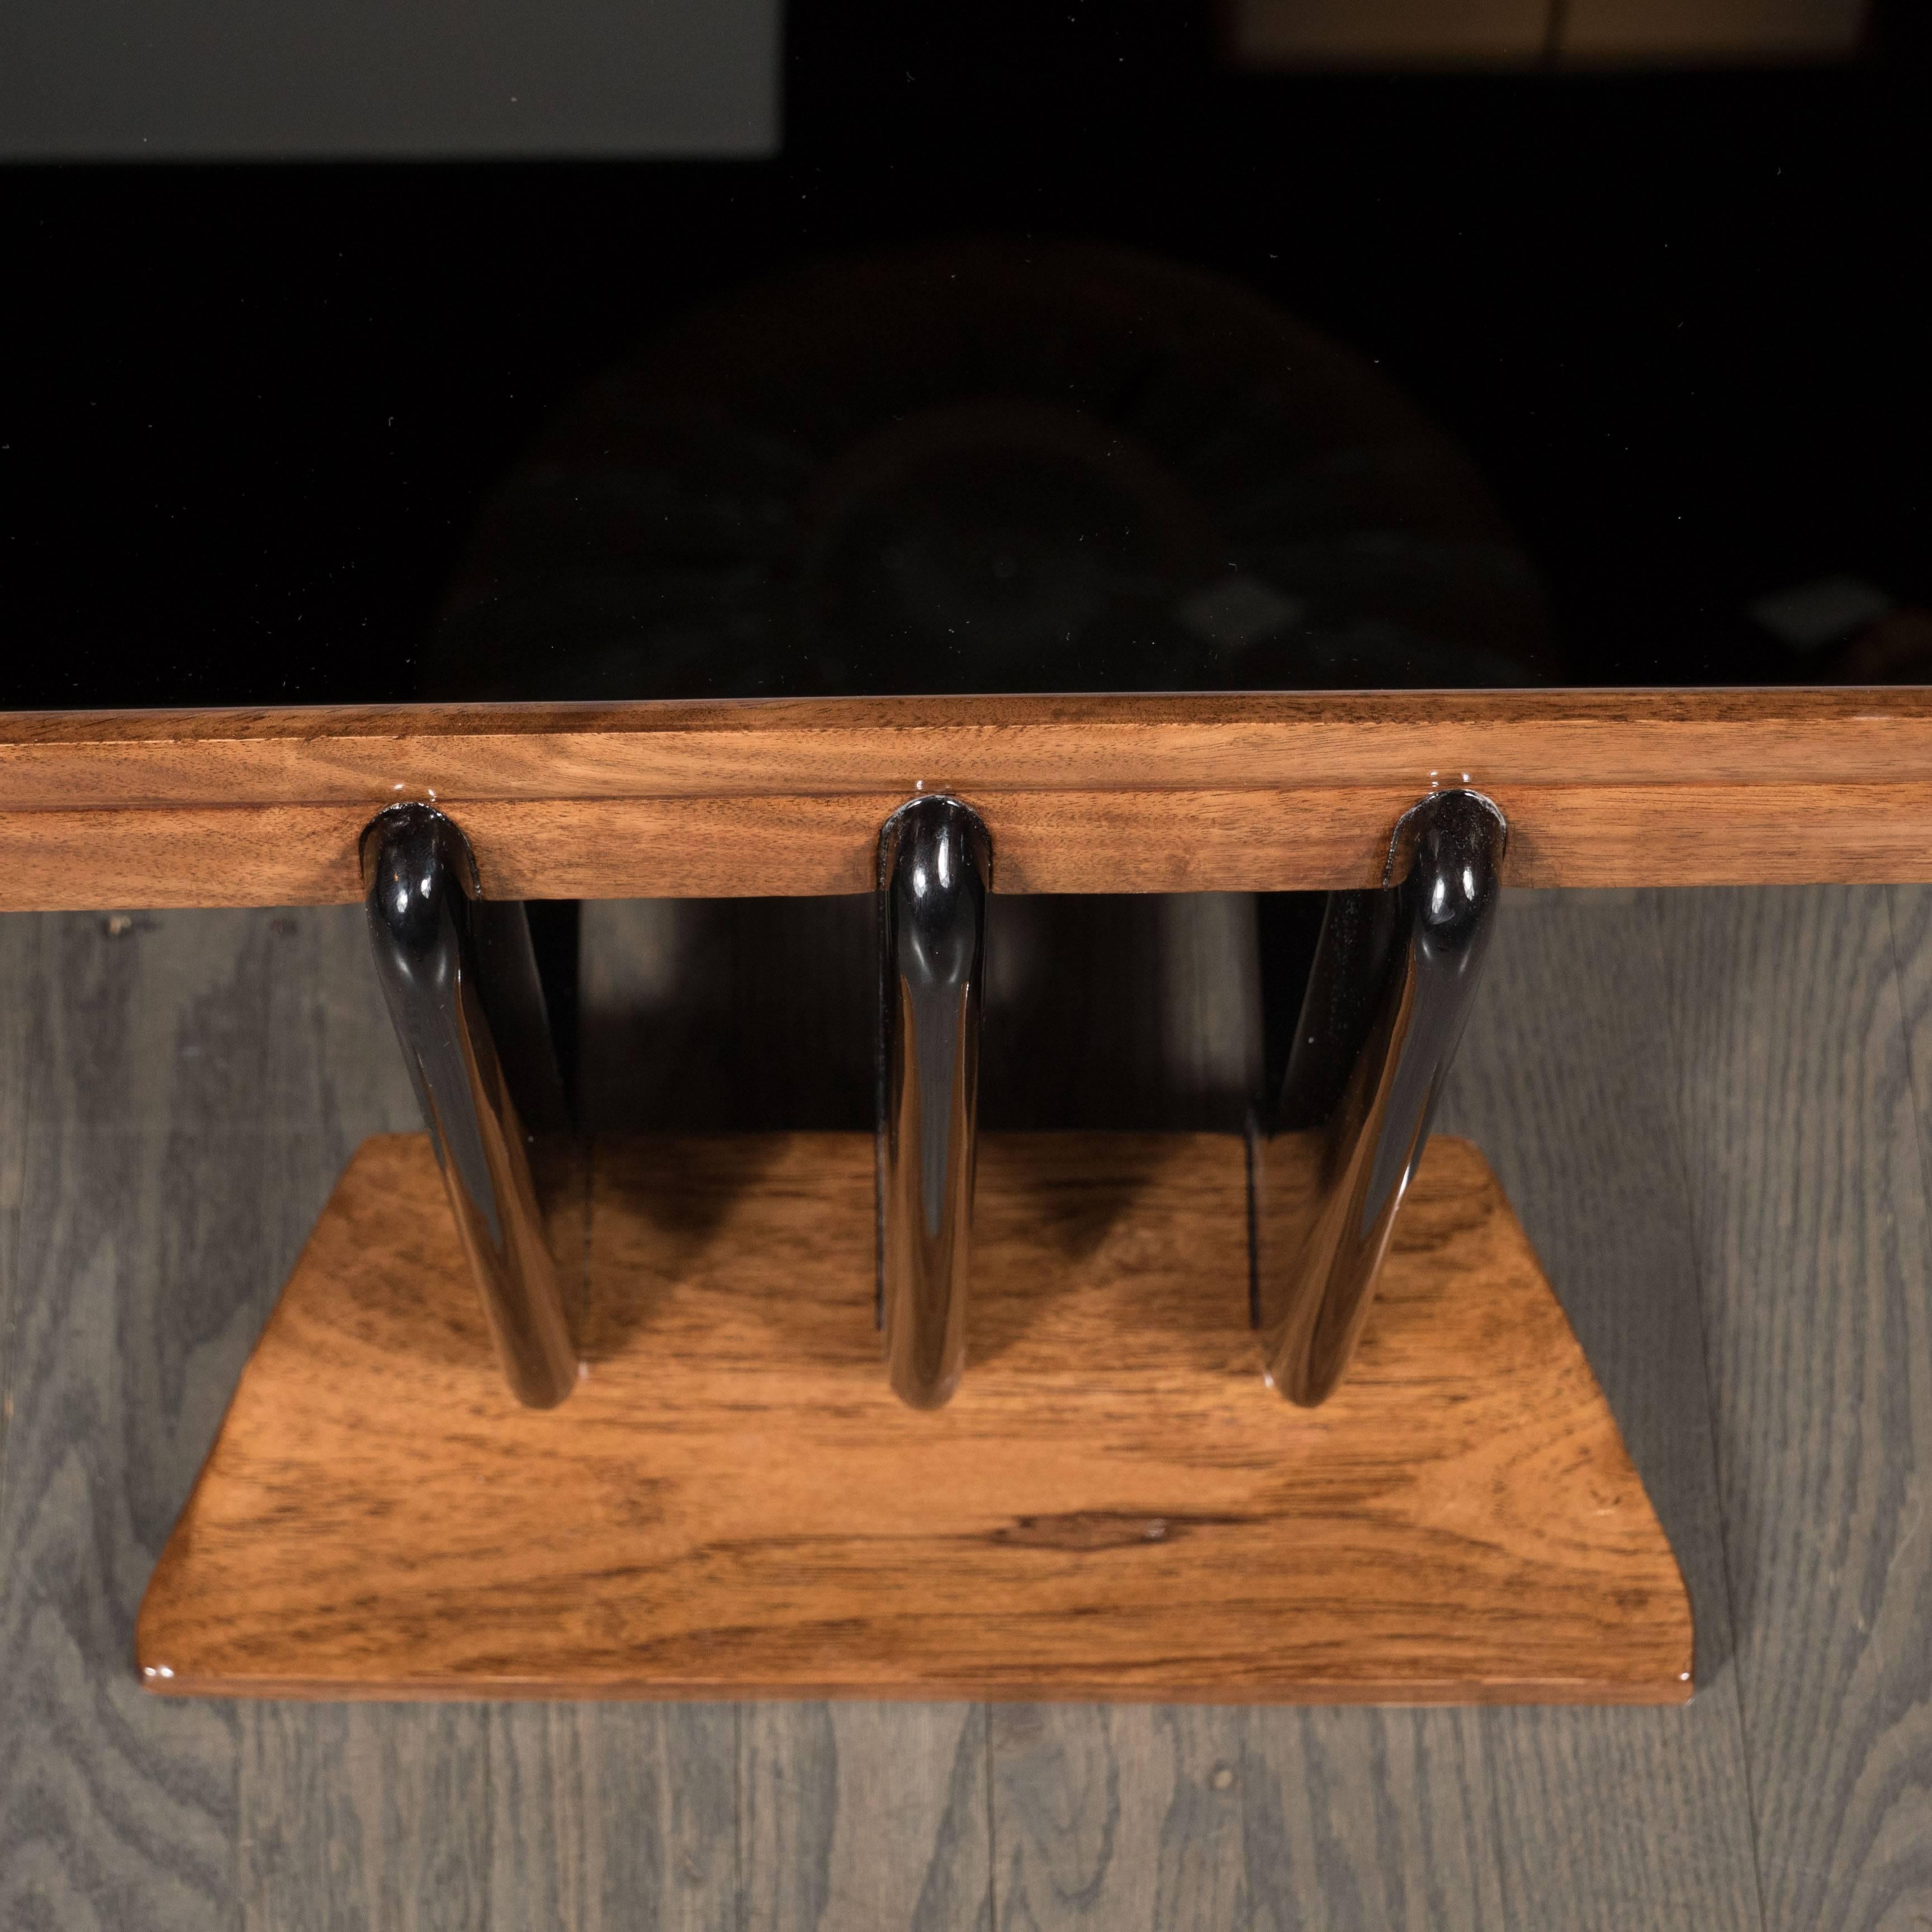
[[1256, 789, 1507, 1407], [878, 796, 992, 1409], [361, 803, 577, 1409]]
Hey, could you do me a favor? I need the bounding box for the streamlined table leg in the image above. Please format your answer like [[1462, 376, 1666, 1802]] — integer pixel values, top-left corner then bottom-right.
[[1254, 789, 1507, 1406], [878, 795, 992, 1410], [361, 803, 578, 1409]]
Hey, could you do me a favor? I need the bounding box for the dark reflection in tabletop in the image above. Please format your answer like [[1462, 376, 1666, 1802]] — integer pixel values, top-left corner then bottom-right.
[[3, 0, 1927, 708], [422, 239, 1554, 702]]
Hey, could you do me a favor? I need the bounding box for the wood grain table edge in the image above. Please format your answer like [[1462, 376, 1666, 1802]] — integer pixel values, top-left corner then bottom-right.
[[9, 778, 1932, 907], [7, 688, 1932, 802], [7, 689, 1930, 905]]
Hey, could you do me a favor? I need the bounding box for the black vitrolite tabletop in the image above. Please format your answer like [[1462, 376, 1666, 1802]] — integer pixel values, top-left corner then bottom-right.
[[4, 0, 1928, 711]]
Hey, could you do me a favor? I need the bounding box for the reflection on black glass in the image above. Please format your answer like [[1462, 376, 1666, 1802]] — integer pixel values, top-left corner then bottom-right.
[[421, 240, 1555, 701]]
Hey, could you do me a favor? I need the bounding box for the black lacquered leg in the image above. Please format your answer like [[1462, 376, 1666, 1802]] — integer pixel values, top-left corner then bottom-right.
[[878, 795, 992, 1410], [1254, 789, 1507, 1407], [361, 803, 578, 1410]]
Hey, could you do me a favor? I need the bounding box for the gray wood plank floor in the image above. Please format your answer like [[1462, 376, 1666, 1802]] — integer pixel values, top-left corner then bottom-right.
[[4, 888, 1931, 1926]]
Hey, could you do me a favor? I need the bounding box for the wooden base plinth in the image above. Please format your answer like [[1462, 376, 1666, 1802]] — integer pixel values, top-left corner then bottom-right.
[[138, 1131, 1692, 1705]]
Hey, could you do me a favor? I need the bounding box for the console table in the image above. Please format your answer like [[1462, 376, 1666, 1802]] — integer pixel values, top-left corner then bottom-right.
[[7, 686, 1930, 908], [8, 228, 1919, 1713]]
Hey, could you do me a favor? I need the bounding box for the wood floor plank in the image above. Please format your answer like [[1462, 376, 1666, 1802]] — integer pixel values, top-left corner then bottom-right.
[[484, 1706, 739, 1932], [1235, 1708, 1509, 1931], [0, 904, 532, 1931], [1424, 888, 1762, 1926], [0, 908, 401, 1932], [991, 1706, 1247, 1931], [247, 1702, 742, 1932], [991, 1642, 1519, 1928], [243, 1704, 493, 1932], [0, 914, 36, 1495], [1663, 886, 1932, 1928], [740, 1704, 993, 1931], [988, 889, 1760, 1928]]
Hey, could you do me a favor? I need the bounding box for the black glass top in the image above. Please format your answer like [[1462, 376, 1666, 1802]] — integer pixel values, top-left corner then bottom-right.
[[5, 2, 1929, 709]]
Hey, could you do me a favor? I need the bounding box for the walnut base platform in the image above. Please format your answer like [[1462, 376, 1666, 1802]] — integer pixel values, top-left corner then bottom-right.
[[137, 1131, 1693, 1706]]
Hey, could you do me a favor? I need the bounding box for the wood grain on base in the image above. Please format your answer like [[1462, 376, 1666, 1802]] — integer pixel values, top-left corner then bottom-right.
[[7, 689, 1932, 906], [136, 1129, 1690, 1706]]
